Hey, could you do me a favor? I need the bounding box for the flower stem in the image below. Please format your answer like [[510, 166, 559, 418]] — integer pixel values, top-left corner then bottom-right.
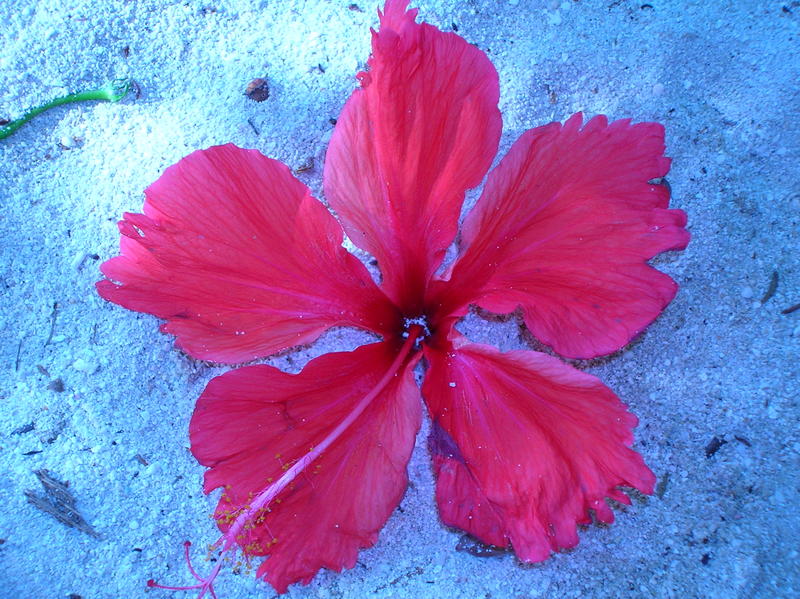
[[0, 78, 132, 140]]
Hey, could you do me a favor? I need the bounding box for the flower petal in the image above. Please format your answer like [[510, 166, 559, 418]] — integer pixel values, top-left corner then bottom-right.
[[324, 0, 501, 312], [422, 335, 655, 561], [97, 144, 398, 363], [190, 340, 421, 593], [437, 114, 689, 358]]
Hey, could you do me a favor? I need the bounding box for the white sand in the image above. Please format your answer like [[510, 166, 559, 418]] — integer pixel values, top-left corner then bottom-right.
[[1, 0, 798, 597]]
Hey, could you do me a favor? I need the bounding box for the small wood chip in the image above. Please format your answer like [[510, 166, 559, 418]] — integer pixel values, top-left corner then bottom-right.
[[244, 77, 270, 102], [655, 472, 671, 498], [25, 469, 100, 538], [705, 435, 727, 458]]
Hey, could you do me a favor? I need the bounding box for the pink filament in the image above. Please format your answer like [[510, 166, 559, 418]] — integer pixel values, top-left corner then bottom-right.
[[148, 326, 423, 597]]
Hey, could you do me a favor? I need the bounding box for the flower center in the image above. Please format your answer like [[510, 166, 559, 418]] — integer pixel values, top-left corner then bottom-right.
[[402, 315, 431, 347]]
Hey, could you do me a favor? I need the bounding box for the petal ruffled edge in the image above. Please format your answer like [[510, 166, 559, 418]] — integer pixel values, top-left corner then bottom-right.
[[434, 114, 689, 359], [422, 334, 655, 560]]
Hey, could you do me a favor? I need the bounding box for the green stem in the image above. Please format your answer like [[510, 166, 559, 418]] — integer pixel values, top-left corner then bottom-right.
[[0, 78, 132, 140]]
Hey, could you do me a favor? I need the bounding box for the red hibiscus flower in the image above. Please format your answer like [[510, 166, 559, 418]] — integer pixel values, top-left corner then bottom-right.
[[97, 0, 689, 596]]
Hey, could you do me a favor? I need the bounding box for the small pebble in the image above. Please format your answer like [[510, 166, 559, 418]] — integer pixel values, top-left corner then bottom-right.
[[652, 82, 665, 96], [72, 357, 98, 374], [741, 286, 753, 299], [141, 463, 161, 478], [70, 251, 87, 270], [547, 11, 563, 25]]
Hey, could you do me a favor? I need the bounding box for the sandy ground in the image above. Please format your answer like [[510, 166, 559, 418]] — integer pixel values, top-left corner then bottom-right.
[[1, 0, 799, 597]]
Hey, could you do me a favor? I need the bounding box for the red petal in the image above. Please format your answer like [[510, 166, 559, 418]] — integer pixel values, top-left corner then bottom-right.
[[422, 335, 655, 561], [437, 114, 689, 358], [190, 341, 421, 593], [97, 144, 397, 363], [324, 1, 501, 312]]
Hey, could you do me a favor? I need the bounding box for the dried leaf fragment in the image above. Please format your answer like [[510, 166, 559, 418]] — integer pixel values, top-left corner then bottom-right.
[[455, 533, 508, 557], [25, 469, 100, 538], [11, 422, 34, 435], [294, 157, 315, 174]]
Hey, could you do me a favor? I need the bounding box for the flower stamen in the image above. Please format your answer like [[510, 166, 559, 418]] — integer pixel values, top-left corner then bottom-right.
[[150, 325, 424, 596], [402, 315, 430, 348]]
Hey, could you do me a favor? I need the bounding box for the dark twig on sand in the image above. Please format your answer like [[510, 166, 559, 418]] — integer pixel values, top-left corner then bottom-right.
[[781, 302, 800, 315], [44, 302, 59, 347], [14, 338, 23, 371], [760, 270, 778, 304]]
